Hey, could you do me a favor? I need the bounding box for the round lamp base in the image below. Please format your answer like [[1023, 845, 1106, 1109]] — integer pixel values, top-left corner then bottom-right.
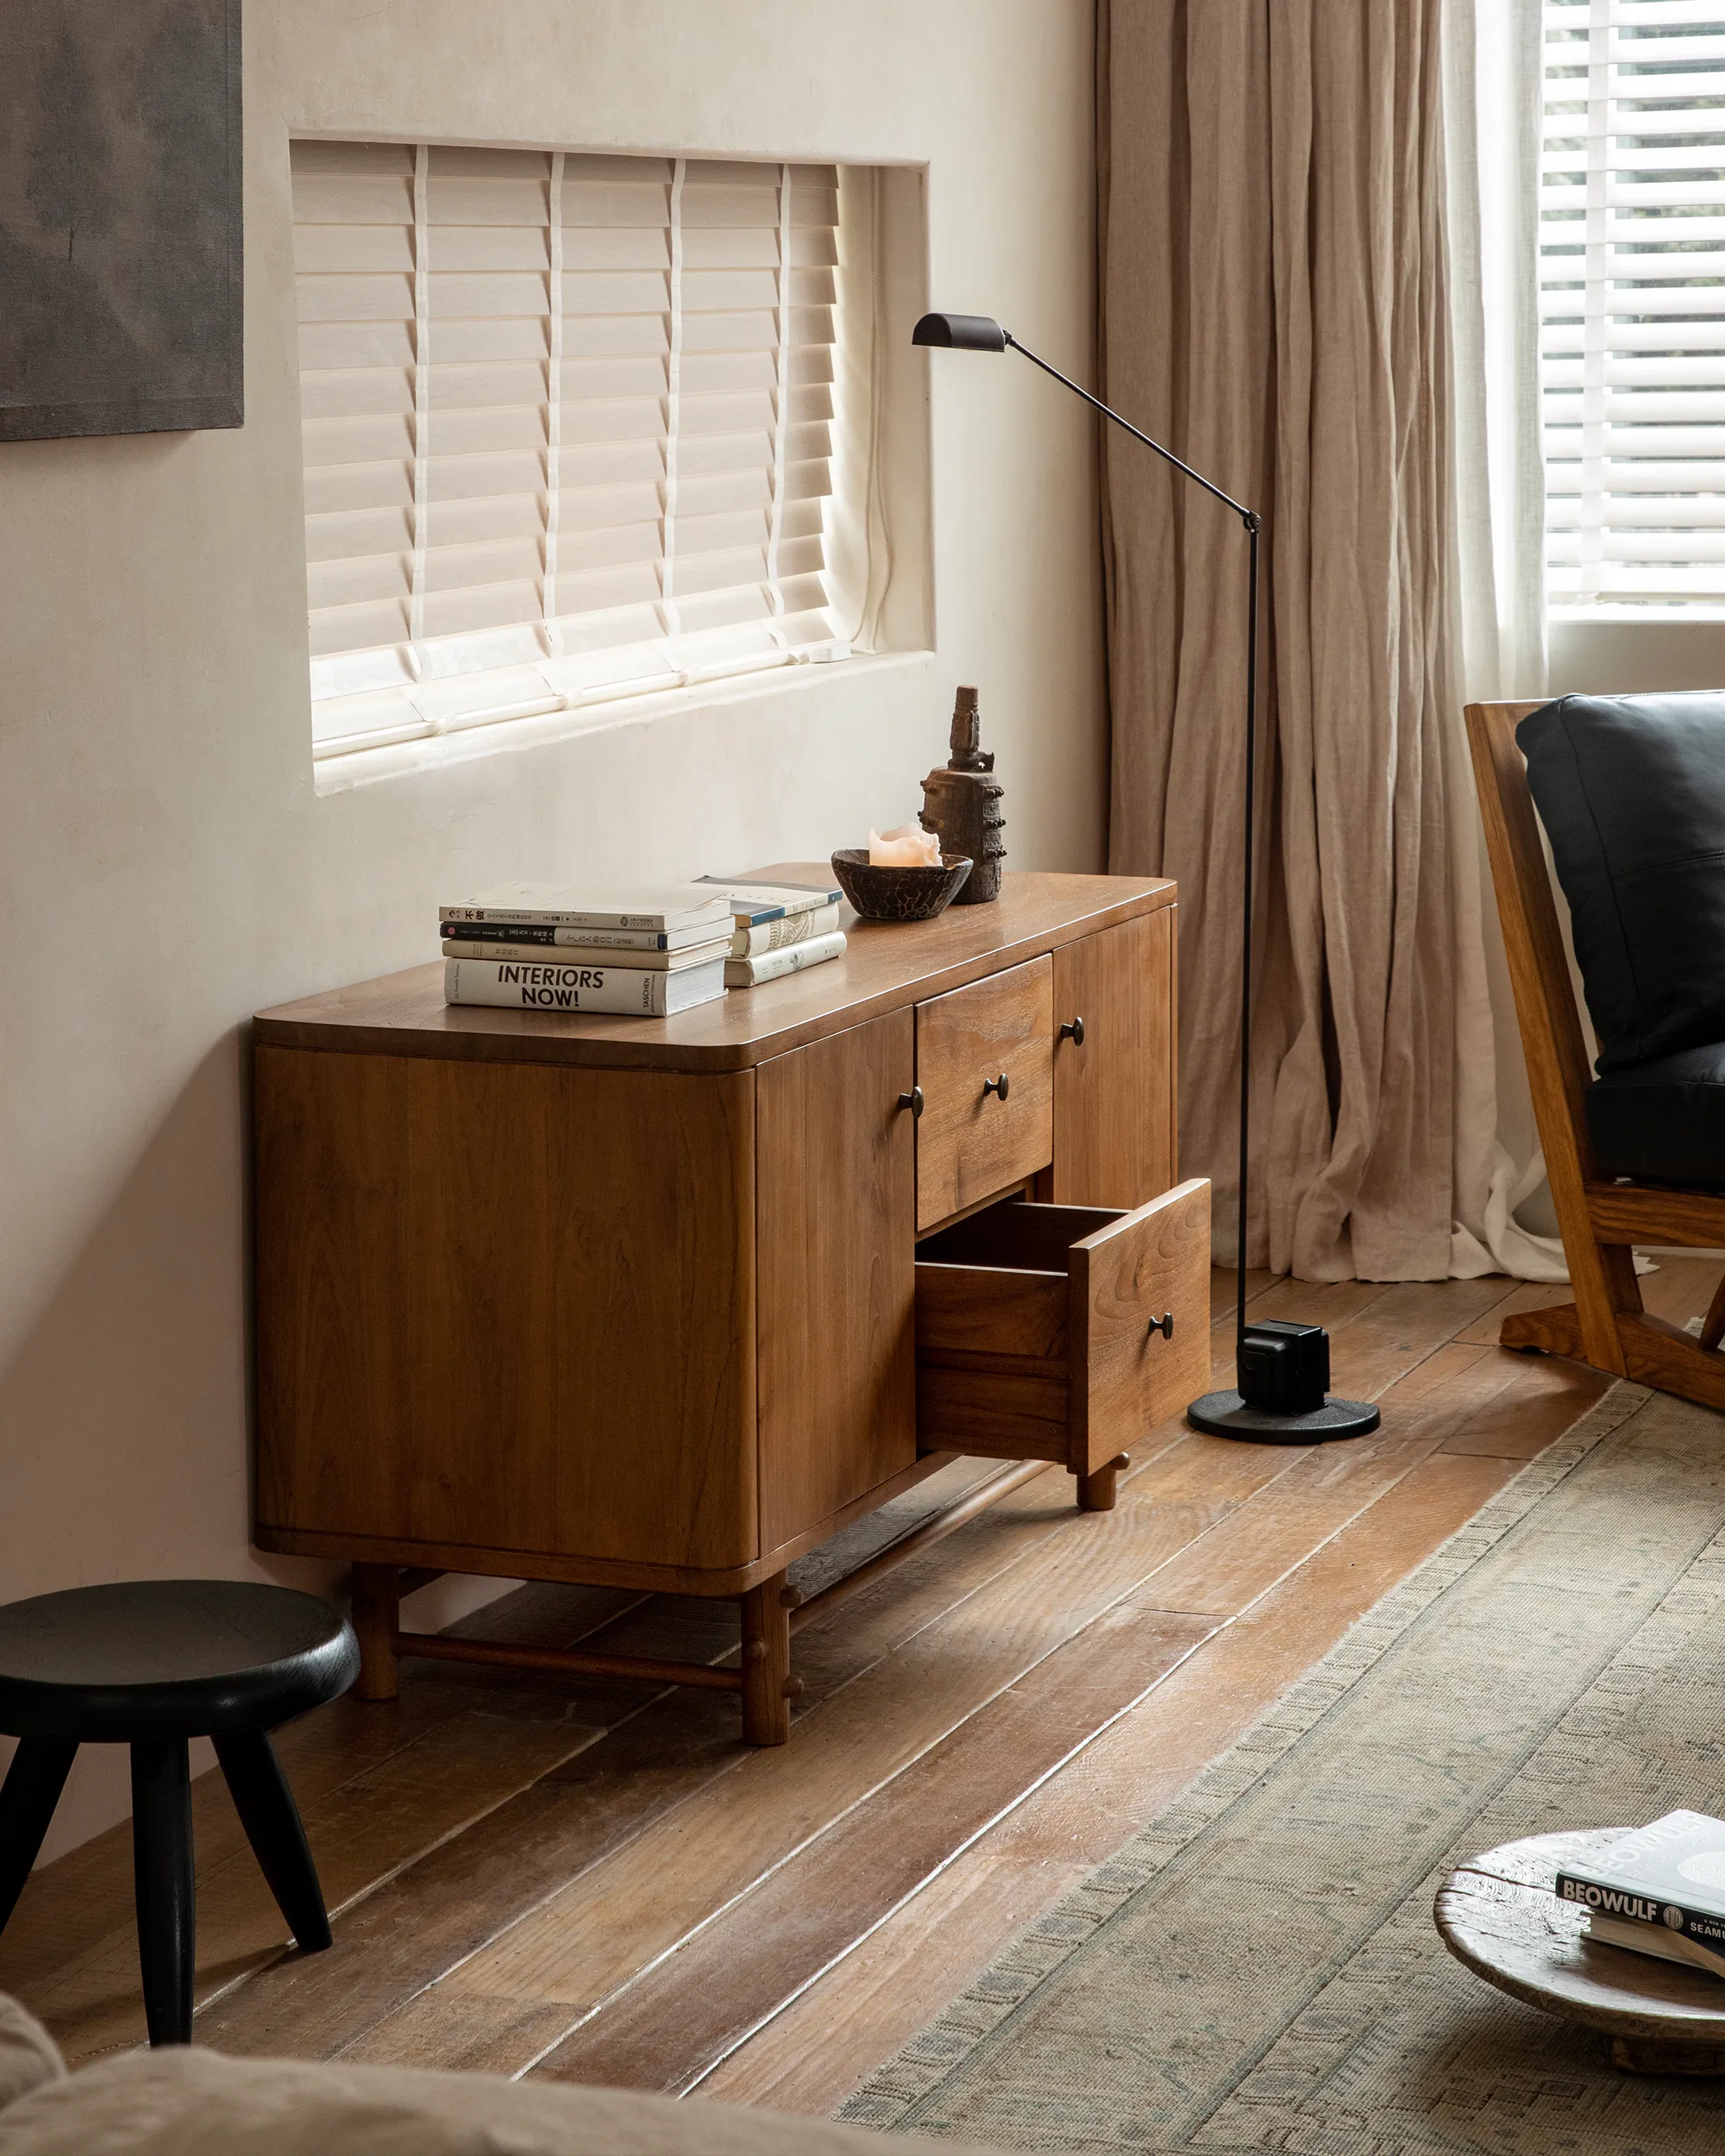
[[1187, 1391, 1381, 1443]]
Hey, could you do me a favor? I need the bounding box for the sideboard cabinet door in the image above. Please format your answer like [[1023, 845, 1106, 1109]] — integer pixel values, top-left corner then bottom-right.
[[756, 1007, 918, 1553], [1050, 911, 1177, 1207], [254, 1048, 759, 1571]]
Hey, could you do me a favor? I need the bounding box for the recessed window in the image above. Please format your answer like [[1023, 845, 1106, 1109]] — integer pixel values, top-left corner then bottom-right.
[[1540, 2, 1725, 617], [291, 143, 880, 756]]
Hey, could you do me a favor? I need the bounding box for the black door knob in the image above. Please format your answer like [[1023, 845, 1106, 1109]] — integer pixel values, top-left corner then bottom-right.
[[1059, 1016, 1085, 1046], [1147, 1312, 1174, 1341], [982, 1073, 1010, 1102], [897, 1086, 924, 1119]]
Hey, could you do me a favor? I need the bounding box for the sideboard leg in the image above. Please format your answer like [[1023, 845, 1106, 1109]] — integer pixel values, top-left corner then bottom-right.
[[1076, 1454, 1130, 1513], [740, 1572, 794, 1746], [350, 1564, 400, 1702]]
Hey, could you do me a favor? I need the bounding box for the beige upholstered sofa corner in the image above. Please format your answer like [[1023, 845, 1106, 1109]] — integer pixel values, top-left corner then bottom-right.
[[0, 1992, 977, 2155]]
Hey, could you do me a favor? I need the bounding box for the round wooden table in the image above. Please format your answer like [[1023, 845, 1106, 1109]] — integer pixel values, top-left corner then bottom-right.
[[1437, 1828, 1725, 2074]]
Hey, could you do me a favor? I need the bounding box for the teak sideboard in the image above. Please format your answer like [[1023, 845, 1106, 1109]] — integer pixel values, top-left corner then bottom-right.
[[252, 868, 1210, 1743]]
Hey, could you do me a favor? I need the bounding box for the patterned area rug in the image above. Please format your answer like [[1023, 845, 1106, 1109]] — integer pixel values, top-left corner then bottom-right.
[[837, 1382, 1725, 2154]]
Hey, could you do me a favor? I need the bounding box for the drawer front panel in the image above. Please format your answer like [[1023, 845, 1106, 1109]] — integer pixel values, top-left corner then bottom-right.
[[1071, 1177, 1211, 1472], [914, 956, 1054, 1231], [914, 1181, 1211, 1472]]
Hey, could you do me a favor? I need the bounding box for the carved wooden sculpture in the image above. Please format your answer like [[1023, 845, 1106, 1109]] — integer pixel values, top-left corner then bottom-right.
[[920, 686, 1006, 904]]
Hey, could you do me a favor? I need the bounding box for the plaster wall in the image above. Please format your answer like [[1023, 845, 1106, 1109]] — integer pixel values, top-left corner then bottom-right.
[[0, 2, 1105, 1858]]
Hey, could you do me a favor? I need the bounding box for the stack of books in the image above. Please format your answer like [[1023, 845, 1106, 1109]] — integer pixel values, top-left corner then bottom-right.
[[1558, 1810, 1725, 1974], [694, 874, 847, 989], [440, 884, 732, 1015]]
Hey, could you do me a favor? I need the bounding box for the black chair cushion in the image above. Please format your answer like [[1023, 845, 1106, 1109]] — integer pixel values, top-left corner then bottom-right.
[[1518, 693, 1725, 1072], [1587, 1039, 1725, 1189], [0, 1582, 358, 1742]]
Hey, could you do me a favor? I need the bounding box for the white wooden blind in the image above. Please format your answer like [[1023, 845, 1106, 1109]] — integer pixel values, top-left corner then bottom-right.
[[1541, 0, 1725, 612], [292, 142, 850, 754]]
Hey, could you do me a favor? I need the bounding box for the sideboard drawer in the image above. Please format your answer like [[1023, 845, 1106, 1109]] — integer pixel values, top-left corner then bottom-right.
[[914, 1180, 1211, 1476], [914, 956, 1054, 1231]]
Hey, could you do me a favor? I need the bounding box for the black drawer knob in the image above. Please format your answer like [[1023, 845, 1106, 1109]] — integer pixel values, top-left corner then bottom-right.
[[1147, 1312, 1175, 1341], [897, 1086, 924, 1119], [982, 1073, 1010, 1102], [1059, 1016, 1085, 1046]]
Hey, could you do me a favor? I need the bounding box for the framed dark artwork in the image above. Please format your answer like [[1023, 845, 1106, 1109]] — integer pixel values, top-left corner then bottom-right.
[[0, 0, 242, 442]]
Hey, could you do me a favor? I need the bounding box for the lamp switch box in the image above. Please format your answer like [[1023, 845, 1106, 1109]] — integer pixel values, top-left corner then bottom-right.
[[1237, 1320, 1330, 1415]]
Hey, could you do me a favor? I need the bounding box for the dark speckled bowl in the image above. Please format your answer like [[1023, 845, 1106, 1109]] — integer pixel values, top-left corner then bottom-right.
[[831, 848, 973, 922]]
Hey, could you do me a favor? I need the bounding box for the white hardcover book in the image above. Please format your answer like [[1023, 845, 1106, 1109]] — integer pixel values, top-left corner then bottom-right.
[[730, 903, 842, 958], [1558, 1813, 1725, 1922], [444, 956, 727, 1016], [442, 936, 730, 971], [724, 930, 847, 987], [696, 876, 844, 922], [441, 882, 731, 932]]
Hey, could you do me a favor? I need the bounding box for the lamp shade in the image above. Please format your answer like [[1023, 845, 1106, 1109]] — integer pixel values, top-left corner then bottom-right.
[[911, 312, 1007, 353]]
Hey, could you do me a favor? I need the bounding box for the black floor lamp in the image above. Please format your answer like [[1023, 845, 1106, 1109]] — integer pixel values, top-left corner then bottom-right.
[[913, 311, 1378, 1442]]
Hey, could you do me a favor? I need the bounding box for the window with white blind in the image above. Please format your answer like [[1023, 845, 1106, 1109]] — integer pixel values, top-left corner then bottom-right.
[[292, 142, 872, 756], [1541, 1, 1725, 615]]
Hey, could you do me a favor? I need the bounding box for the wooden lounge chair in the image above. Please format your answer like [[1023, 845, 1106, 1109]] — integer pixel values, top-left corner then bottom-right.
[[1465, 699, 1725, 1408]]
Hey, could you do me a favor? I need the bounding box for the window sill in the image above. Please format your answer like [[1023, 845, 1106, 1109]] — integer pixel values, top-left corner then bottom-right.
[[1547, 617, 1725, 699], [311, 648, 936, 797], [1550, 606, 1725, 626]]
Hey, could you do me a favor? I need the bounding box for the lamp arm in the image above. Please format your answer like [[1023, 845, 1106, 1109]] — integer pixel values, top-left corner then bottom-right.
[[1003, 334, 1259, 533]]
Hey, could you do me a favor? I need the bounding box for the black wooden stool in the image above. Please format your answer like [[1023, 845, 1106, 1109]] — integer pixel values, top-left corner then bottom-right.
[[0, 1580, 358, 2046]]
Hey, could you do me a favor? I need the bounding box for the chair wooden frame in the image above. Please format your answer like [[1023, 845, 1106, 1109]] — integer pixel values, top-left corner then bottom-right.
[[1466, 700, 1725, 1407]]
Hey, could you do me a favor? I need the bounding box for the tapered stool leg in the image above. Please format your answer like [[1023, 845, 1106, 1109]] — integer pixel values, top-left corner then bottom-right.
[[0, 1739, 77, 1937], [213, 1731, 331, 1951], [130, 1739, 194, 2046]]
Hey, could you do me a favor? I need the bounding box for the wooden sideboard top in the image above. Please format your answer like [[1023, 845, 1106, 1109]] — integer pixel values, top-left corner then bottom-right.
[[253, 867, 1176, 1074]]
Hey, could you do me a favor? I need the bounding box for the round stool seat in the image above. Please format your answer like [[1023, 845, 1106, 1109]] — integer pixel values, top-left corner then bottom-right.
[[0, 1581, 359, 1743]]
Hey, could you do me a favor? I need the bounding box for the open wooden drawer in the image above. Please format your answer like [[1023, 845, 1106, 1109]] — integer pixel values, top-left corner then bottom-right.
[[915, 1178, 1211, 1501]]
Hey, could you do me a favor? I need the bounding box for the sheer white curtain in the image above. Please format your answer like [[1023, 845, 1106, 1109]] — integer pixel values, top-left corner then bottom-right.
[[1443, 0, 1569, 1281]]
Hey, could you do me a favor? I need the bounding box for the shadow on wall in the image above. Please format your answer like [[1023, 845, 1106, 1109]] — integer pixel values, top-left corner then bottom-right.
[[0, 1033, 508, 1864], [0, 1037, 323, 1858]]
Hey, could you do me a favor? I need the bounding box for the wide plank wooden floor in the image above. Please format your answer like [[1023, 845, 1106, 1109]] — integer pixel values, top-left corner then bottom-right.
[[3, 1259, 1717, 2109]]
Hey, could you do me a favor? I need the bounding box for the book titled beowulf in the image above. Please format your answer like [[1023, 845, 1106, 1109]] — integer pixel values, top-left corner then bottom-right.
[[440, 883, 731, 932], [443, 956, 726, 1017], [1556, 1812, 1725, 1970]]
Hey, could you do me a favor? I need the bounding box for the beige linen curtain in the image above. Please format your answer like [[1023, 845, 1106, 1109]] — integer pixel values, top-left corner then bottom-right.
[[1100, 0, 1474, 1282]]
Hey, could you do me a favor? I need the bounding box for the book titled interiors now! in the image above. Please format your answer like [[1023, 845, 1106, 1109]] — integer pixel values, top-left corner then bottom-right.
[[443, 956, 727, 1017]]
